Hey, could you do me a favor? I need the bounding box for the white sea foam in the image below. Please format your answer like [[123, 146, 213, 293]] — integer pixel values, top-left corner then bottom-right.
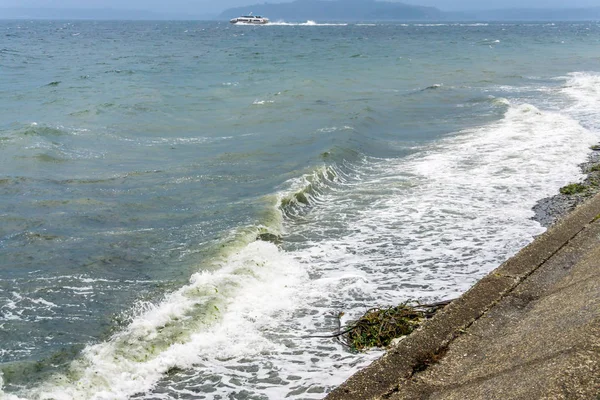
[[28, 298, 57, 308], [316, 125, 354, 133], [8, 241, 313, 400], [409, 23, 488, 27], [268, 20, 348, 26], [562, 72, 600, 131], [3, 75, 599, 399], [146, 137, 214, 145], [0, 292, 59, 322], [252, 99, 275, 105], [283, 104, 597, 316]]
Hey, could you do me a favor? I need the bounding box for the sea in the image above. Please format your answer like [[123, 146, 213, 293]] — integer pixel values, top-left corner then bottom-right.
[[0, 19, 599, 399]]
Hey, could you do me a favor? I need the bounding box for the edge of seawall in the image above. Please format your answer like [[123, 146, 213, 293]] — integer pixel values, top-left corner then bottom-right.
[[325, 191, 600, 400]]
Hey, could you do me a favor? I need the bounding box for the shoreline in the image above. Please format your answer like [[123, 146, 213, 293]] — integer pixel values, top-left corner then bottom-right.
[[325, 144, 600, 399], [532, 145, 600, 227]]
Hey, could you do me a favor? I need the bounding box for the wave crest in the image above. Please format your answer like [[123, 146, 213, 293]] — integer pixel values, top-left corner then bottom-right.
[[278, 164, 346, 218]]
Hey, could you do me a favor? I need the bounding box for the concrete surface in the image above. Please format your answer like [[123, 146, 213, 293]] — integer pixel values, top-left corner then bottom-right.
[[325, 193, 600, 400]]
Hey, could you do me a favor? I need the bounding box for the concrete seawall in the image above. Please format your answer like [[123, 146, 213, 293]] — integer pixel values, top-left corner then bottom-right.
[[326, 193, 600, 399]]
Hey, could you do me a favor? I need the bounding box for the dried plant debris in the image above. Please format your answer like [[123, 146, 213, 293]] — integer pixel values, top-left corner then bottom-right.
[[306, 300, 451, 352], [344, 305, 424, 351]]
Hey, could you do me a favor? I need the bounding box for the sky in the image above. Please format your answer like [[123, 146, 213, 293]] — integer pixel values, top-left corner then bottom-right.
[[1, 0, 599, 15]]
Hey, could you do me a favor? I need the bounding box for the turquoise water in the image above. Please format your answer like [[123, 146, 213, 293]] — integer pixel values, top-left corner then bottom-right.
[[1, 20, 599, 399]]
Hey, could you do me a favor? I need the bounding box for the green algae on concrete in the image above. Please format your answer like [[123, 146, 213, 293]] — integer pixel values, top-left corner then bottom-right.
[[560, 183, 587, 195]]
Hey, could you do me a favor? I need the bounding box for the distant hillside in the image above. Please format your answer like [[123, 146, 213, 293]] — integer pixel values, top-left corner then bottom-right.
[[0, 8, 214, 20], [219, 0, 444, 21], [471, 7, 600, 21]]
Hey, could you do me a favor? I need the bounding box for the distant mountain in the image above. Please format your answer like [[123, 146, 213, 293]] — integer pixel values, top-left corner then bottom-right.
[[3, 4, 599, 22], [470, 7, 600, 21], [0, 8, 215, 20], [219, 0, 600, 22], [219, 0, 444, 21]]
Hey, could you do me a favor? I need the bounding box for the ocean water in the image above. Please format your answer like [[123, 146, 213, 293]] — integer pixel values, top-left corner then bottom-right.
[[0, 20, 599, 399]]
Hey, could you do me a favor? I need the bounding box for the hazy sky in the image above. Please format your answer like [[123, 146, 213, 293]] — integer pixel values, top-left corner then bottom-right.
[[1, 0, 599, 15]]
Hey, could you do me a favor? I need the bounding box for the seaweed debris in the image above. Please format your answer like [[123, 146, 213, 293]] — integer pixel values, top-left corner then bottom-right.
[[306, 300, 452, 352], [345, 305, 423, 351]]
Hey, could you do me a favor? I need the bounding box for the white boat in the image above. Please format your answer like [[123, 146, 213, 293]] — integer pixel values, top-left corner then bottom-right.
[[230, 12, 269, 25]]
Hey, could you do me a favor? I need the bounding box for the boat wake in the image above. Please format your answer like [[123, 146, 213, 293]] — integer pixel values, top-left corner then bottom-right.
[[268, 20, 348, 26]]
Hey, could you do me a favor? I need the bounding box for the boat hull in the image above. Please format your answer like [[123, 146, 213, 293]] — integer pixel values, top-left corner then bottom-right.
[[229, 16, 269, 24]]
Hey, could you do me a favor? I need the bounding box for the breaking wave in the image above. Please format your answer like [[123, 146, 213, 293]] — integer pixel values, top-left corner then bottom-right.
[[2, 73, 599, 400]]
